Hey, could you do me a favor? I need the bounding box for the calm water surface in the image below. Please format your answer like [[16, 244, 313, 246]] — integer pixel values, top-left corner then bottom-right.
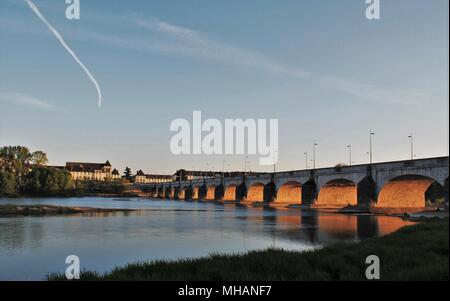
[[0, 197, 415, 280]]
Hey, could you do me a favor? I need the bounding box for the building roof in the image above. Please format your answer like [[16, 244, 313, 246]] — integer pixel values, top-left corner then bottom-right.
[[65, 161, 110, 172], [145, 174, 173, 179], [104, 160, 112, 167], [136, 169, 145, 176], [112, 168, 120, 175], [48, 165, 66, 170]]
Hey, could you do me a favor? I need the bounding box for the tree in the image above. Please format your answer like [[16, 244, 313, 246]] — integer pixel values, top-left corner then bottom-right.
[[334, 163, 348, 168], [124, 167, 132, 181], [0, 146, 32, 187], [0, 146, 31, 175], [24, 168, 41, 193], [30, 151, 48, 166], [23, 166, 73, 195], [0, 171, 17, 197]]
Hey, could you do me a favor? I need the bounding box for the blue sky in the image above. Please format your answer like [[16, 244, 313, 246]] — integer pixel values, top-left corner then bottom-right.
[[0, 0, 448, 174]]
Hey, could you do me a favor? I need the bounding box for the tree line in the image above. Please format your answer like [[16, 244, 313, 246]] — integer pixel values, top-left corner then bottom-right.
[[0, 146, 127, 197]]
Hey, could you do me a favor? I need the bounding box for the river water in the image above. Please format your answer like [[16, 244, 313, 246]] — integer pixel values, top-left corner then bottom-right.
[[0, 197, 415, 280]]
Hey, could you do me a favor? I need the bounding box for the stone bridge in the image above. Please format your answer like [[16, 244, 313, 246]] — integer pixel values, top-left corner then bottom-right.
[[137, 157, 449, 208]]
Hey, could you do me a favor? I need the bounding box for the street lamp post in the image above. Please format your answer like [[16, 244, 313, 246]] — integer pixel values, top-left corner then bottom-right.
[[313, 142, 318, 169], [304, 152, 308, 170], [222, 160, 226, 177], [346, 144, 352, 166], [369, 131, 375, 164], [408, 133, 414, 160]]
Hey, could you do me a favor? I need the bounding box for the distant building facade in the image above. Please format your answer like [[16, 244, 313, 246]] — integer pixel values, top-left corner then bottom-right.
[[134, 169, 173, 183], [111, 168, 121, 180], [64, 160, 117, 181]]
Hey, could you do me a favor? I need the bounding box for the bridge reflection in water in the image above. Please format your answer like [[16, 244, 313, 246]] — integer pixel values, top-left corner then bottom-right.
[[231, 206, 416, 245]]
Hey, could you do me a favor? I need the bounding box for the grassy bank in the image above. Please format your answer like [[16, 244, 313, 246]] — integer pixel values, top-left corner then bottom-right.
[[48, 218, 449, 281]]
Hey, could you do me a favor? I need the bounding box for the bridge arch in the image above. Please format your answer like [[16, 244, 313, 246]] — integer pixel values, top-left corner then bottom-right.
[[316, 178, 357, 207], [179, 186, 192, 201], [192, 184, 206, 200], [223, 183, 246, 201], [245, 182, 275, 202], [275, 181, 302, 204], [224, 184, 237, 201], [206, 185, 216, 200], [376, 174, 444, 208], [205, 184, 223, 201], [246, 182, 265, 202]]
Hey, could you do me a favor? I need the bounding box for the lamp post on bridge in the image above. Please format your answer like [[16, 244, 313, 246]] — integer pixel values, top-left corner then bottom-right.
[[369, 131, 375, 164], [313, 142, 318, 169], [273, 150, 278, 173], [408, 133, 414, 160], [304, 152, 308, 170], [346, 144, 352, 166]]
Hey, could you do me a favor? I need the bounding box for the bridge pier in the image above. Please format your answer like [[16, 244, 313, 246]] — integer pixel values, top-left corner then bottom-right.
[[302, 179, 317, 205], [357, 176, 376, 206]]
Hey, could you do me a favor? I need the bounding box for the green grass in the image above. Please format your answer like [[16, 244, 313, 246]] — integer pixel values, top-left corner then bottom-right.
[[48, 218, 449, 281]]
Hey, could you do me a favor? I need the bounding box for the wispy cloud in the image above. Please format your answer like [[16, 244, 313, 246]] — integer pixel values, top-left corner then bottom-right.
[[133, 18, 310, 78], [1, 10, 437, 107], [322, 76, 437, 106], [131, 18, 436, 106], [0, 92, 55, 110]]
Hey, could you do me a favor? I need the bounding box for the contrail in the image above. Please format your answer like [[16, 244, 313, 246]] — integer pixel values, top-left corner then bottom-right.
[[25, 0, 102, 107]]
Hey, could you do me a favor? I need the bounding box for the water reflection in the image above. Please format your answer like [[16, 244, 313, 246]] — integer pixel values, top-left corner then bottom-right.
[[235, 207, 415, 244], [0, 197, 416, 280]]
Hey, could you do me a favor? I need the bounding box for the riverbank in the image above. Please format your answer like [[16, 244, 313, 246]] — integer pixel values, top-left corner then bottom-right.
[[0, 204, 135, 216], [48, 217, 448, 281]]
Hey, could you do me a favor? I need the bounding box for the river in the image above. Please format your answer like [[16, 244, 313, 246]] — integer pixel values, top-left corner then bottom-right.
[[0, 197, 415, 280]]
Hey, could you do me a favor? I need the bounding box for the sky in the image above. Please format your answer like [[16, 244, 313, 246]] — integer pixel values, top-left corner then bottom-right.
[[0, 0, 448, 175]]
